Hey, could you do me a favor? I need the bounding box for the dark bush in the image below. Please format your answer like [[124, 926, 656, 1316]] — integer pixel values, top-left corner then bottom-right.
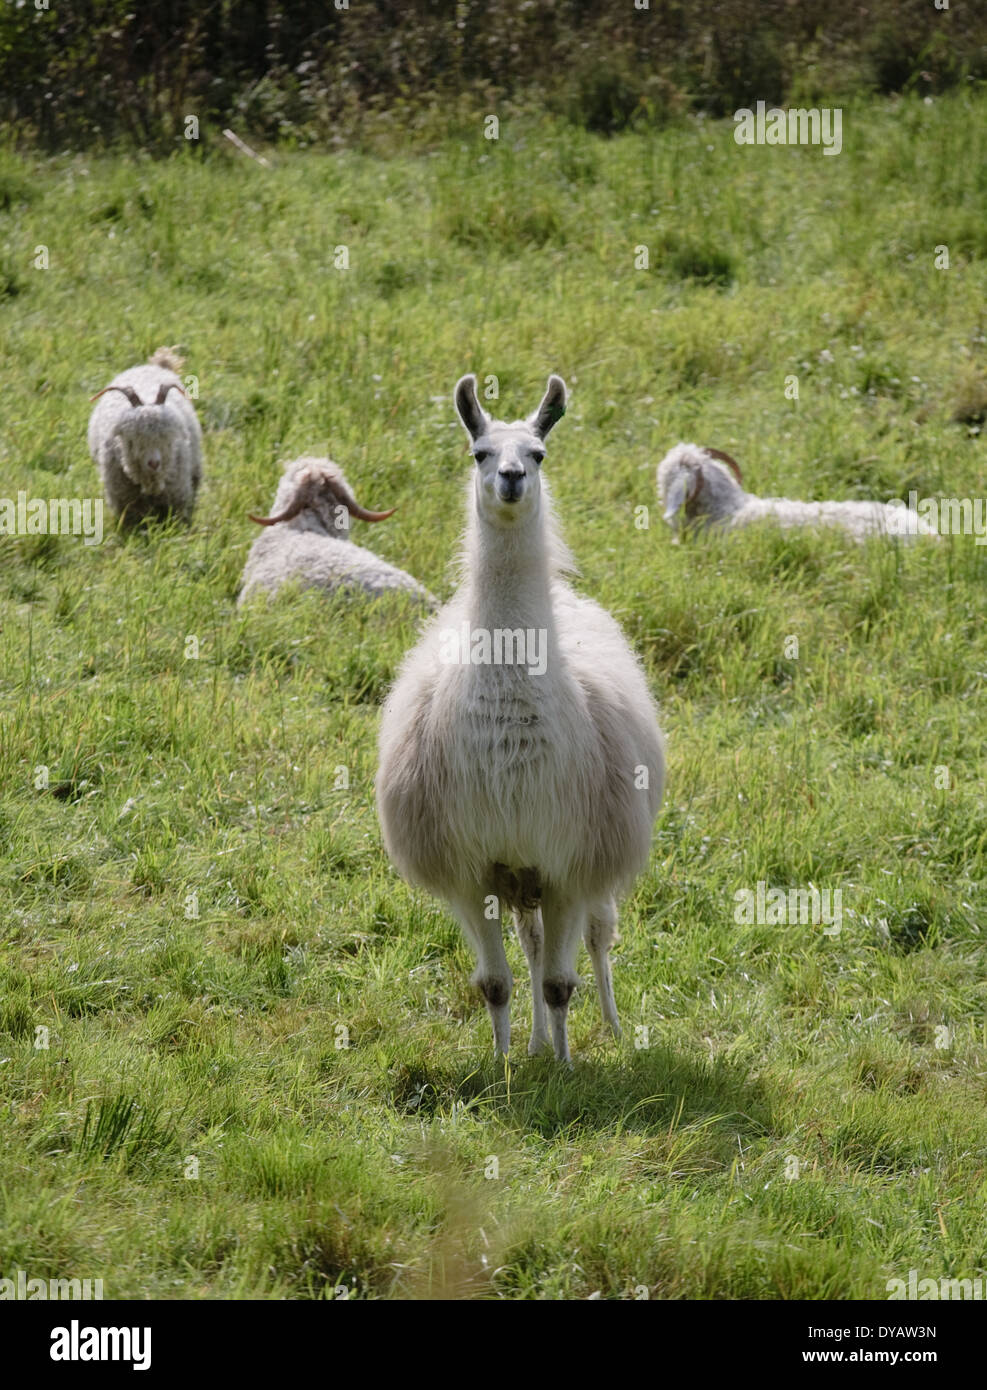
[[0, 0, 983, 150]]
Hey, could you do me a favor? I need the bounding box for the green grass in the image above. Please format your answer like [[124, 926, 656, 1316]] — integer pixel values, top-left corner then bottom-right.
[[1, 91, 987, 1300]]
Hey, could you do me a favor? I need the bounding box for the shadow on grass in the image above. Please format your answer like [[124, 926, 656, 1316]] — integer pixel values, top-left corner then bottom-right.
[[388, 1044, 773, 1147]]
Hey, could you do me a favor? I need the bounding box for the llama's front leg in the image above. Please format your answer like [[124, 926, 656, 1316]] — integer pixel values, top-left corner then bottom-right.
[[451, 894, 512, 1057], [585, 897, 621, 1038], [540, 891, 586, 1065], [515, 908, 551, 1055]]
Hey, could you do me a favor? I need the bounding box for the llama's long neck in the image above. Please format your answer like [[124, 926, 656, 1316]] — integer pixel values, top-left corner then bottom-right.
[[464, 505, 556, 635]]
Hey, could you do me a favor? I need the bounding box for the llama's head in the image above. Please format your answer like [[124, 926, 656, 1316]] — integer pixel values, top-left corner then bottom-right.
[[248, 456, 396, 537], [454, 373, 567, 528], [656, 443, 745, 534], [90, 380, 188, 497]]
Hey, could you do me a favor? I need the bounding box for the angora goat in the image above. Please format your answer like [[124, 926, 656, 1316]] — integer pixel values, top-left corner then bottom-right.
[[238, 456, 435, 607], [88, 347, 202, 523], [657, 443, 939, 541], [376, 375, 665, 1063]]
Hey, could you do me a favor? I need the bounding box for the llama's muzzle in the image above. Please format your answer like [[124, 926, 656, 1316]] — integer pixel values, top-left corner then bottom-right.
[[496, 470, 524, 502]]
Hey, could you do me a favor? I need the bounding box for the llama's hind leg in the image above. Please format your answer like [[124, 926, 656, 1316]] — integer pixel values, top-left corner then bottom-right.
[[515, 908, 551, 1055], [450, 893, 512, 1057], [540, 890, 586, 1065], [585, 897, 621, 1038]]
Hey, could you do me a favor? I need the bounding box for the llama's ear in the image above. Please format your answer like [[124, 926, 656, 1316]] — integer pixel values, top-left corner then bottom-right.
[[531, 374, 567, 439], [454, 374, 488, 441]]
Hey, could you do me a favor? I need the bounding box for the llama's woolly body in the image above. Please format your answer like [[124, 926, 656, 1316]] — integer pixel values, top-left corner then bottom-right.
[[379, 489, 661, 897], [658, 443, 939, 541], [238, 456, 435, 607], [88, 347, 202, 523]]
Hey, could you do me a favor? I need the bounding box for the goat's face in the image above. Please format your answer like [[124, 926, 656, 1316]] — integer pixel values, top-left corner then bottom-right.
[[454, 373, 567, 528], [91, 381, 188, 497], [657, 444, 745, 534], [114, 408, 179, 496]]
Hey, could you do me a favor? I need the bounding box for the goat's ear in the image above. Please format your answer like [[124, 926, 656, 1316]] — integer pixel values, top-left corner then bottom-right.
[[454, 374, 488, 441], [531, 374, 567, 439], [663, 465, 705, 524], [662, 471, 690, 525]]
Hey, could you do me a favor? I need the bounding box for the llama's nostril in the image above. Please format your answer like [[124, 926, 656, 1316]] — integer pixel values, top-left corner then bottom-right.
[[497, 472, 524, 501]]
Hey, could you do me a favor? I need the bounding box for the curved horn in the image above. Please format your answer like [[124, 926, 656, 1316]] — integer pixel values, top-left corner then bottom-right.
[[327, 476, 396, 523], [705, 447, 743, 484], [343, 501, 397, 523], [249, 471, 398, 527], [154, 382, 186, 405], [247, 496, 308, 526], [89, 385, 143, 407]]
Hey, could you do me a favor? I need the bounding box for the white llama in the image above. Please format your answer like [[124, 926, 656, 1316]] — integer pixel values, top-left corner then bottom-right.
[[376, 375, 665, 1062]]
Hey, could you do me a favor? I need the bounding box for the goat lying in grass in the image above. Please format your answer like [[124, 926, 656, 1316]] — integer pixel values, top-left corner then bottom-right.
[[657, 443, 939, 541], [239, 456, 435, 607]]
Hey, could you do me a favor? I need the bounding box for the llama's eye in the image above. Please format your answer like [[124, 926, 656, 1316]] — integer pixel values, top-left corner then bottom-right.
[[473, 449, 489, 464], [531, 450, 545, 465]]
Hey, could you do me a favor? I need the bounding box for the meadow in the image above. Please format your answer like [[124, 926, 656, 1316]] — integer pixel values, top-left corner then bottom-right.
[[1, 91, 986, 1300]]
